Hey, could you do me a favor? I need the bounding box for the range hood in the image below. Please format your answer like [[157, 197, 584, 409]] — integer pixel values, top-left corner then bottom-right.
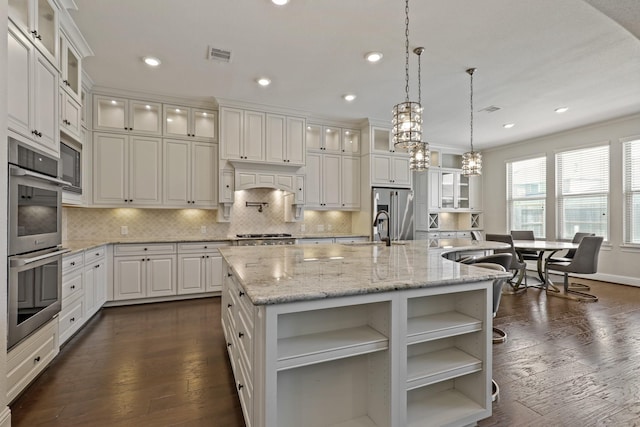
[[230, 161, 302, 193]]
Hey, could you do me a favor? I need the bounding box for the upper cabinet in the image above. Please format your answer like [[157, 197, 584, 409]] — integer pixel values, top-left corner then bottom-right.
[[371, 127, 402, 154], [94, 95, 163, 136], [220, 107, 265, 162], [163, 105, 217, 141], [9, 0, 59, 66], [371, 155, 411, 187], [306, 124, 342, 154], [265, 114, 306, 166], [8, 23, 59, 157], [342, 129, 360, 155], [59, 31, 81, 102]]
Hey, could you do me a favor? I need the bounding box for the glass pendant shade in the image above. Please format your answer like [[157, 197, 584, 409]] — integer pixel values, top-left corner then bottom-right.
[[392, 101, 422, 149], [461, 151, 482, 176], [409, 142, 429, 171]]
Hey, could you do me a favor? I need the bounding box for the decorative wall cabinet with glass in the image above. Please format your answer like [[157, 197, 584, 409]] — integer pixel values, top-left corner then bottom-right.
[[59, 30, 81, 102], [8, 0, 59, 66], [8, 22, 59, 157], [93, 95, 163, 136], [163, 104, 217, 141], [221, 263, 493, 427]]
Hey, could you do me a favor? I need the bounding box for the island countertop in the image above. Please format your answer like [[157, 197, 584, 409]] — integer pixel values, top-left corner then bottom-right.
[[219, 239, 510, 305]]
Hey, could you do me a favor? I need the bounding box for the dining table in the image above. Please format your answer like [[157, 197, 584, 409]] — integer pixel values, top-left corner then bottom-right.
[[512, 240, 579, 290]]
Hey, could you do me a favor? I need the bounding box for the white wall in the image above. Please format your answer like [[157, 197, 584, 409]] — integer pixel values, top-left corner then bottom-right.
[[482, 113, 640, 285]]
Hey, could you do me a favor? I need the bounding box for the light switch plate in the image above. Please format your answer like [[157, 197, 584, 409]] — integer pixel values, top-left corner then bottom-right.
[[120, 225, 128, 235]]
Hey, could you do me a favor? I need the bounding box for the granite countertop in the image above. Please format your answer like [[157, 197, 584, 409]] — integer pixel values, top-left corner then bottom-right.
[[219, 240, 511, 305]]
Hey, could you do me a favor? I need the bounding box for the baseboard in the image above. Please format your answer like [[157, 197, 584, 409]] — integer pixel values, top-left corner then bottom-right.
[[104, 292, 220, 308], [572, 272, 640, 288], [0, 406, 11, 427]]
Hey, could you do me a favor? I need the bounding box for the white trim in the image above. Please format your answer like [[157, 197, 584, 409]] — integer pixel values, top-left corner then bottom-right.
[[503, 152, 548, 165], [620, 244, 640, 253], [572, 272, 640, 288], [0, 407, 11, 427], [553, 139, 611, 154], [619, 134, 640, 144]]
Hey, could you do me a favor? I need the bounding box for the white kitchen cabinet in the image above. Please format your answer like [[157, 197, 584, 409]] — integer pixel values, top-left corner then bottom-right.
[[163, 139, 217, 208], [113, 254, 177, 300], [371, 154, 411, 187], [441, 170, 469, 210], [342, 128, 360, 155], [428, 170, 441, 210], [305, 152, 341, 209], [265, 114, 305, 165], [469, 175, 483, 211], [340, 155, 360, 209], [59, 89, 81, 142], [8, 23, 59, 157], [59, 30, 81, 102], [83, 246, 107, 320], [93, 95, 162, 135], [93, 132, 163, 206], [414, 171, 428, 231], [220, 107, 265, 161], [219, 169, 235, 204], [177, 242, 230, 295], [163, 104, 217, 141], [306, 124, 342, 154], [371, 126, 400, 154], [8, 0, 59, 66]]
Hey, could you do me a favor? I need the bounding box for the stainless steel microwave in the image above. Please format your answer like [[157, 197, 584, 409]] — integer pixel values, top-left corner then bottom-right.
[[60, 142, 82, 194]]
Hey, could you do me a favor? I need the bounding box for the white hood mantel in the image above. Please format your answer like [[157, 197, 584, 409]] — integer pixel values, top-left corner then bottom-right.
[[230, 161, 303, 193]]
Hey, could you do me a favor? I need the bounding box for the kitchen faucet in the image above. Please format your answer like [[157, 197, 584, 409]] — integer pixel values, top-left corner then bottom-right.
[[372, 210, 391, 246]]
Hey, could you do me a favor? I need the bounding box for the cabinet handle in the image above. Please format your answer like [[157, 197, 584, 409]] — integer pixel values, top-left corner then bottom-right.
[[239, 291, 245, 297], [70, 285, 75, 290], [227, 342, 232, 347], [144, 248, 148, 251], [31, 30, 38, 36], [238, 383, 244, 390], [238, 332, 244, 338], [204, 246, 208, 249], [70, 317, 75, 322], [95, 264, 100, 268], [227, 272, 232, 277], [70, 262, 75, 266], [124, 127, 128, 130], [34, 356, 41, 363], [227, 303, 232, 308], [63, 79, 68, 85], [36, 34, 42, 40]]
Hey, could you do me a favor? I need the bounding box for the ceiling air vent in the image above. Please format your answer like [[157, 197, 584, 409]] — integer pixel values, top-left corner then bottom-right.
[[208, 46, 231, 62], [479, 105, 501, 113]]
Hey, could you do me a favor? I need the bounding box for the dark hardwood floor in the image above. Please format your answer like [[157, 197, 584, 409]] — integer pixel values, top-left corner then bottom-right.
[[11, 277, 640, 426]]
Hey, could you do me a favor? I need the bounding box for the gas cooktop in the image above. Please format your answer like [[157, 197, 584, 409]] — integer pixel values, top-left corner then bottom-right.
[[236, 233, 293, 238]]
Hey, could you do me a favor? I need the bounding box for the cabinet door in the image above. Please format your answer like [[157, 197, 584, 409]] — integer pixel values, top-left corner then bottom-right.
[[295, 176, 305, 204], [207, 255, 224, 292], [35, 0, 59, 64], [61, 91, 81, 141], [192, 142, 217, 207], [163, 139, 190, 206], [178, 254, 205, 295], [83, 266, 96, 317], [220, 170, 234, 204], [131, 101, 162, 135], [371, 155, 392, 184], [469, 175, 483, 211], [372, 127, 394, 153], [33, 51, 58, 154], [414, 171, 428, 230], [244, 111, 265, 161], [457, 173, 470, 209], [391, 157, 411, 186], [286, 117, 306, 165], [147, 256, 177, 297], [94, 95, 128, 132], [129, 136, 162, 205], [342, 129, 360, 155], [94, 262, 107, 307], [193, 109, 217, 141], [220, 107, 243, 159], [114, 257, 145, 300], [441, 171, 455, 209], [323, 126, 341, 153], [428, 170, 441, 210], [93, 133, 128, 205], [265, 114, 286, 164], [306, 124, 322, 151], [305, 153, 322, 208], [60, 33, 81, 102], [341, 156, 360, 209], [322, 154, 341, 208], [164, 105, 190, 138], [7, 26, 31, 137]]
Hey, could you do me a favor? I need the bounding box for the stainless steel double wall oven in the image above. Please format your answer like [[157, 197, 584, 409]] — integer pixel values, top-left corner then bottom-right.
[[7, 138, 70, 349]]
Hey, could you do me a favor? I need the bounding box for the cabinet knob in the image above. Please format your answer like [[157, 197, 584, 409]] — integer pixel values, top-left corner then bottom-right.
[[63, 79, 68, 85], [239, 291, 245, 297], [238, 332, 244, 338], [226, 185, 230, 188], [70, 317, 75, 322], [70, 262, 75, 266], [147, 258, 150, 261], [227, 342, 232, 347], [202, 255, 205, 259], [31, 30, 38, 36], [227, 303, 232, 308], [95, 264, 100, 268], [238, 383, 244, 390], [70, 285, 75, 290], [36, 34, 42, 40], [34, 356, 41, 363], [144, 248, 148, 251]]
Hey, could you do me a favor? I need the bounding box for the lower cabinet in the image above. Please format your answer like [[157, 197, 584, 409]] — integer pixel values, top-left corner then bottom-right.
[[177, 242, 230, 295], [222, 261, 492, 427], [114, 254, 177, 300]]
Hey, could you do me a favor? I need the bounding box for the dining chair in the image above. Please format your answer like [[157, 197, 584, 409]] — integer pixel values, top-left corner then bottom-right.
[[485, 234, 527, 292], [461, 252, 512, 402], [546, 232, 596, 292], [544, 236, 603, 302], [510, 230, 544, 282]]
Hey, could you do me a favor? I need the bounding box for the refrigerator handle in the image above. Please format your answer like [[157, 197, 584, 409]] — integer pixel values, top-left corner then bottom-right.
[[391, 191, 397, 241]]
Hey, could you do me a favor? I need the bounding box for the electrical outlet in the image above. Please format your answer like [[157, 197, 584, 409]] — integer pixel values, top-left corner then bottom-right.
[[317, 224, 325, 232], [300, 224, 306, 232], [120, 226, 128, 236], [201, 226, 207, 234]]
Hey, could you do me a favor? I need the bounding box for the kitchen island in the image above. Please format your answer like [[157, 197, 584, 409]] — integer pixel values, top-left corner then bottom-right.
[[219, 240, 509, 427]]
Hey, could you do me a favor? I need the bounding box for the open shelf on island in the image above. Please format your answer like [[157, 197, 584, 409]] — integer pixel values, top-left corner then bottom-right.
[[407, 347, 482, 391], [331, 415, 381, 427], [407, 388, 485, 427], [407, 312, 482, 345], [277, 325, 388, 371]]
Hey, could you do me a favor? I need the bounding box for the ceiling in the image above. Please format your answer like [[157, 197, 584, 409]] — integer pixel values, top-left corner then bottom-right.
[[69, 0, 640, 150]]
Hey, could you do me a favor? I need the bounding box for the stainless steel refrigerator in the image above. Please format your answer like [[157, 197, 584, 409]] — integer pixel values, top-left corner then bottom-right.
[[372, 187, 414, 241]]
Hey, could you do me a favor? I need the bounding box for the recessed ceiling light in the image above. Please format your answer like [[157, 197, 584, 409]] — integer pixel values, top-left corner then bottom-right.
[[503, 123, 515, 129], [257, 77, 271, 87], [272, 0, 289, 5], [365, 52, 383, 63], [145, 105, 151, 109], [143, 56, 161, 67], [555, 107, 569, 113], [343, 94, 356, 102]]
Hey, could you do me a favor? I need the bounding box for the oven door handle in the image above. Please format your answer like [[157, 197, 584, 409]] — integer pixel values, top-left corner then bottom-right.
[[10, 249, 72, 267], [10, 165, 72, 187]]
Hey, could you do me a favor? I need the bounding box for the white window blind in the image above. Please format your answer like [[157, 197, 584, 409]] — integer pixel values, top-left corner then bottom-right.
[[624, 138, 640, 244], [506, 157, 546, 238], [556, 145, 609, 240]]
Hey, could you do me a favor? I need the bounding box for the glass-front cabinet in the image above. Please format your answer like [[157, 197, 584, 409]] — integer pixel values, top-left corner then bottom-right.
[[94, 95, 162, 135], [440, 171, 469, 210], [59, 32, 81, 101], [306, 124, 341, 153], [9, 0, 59, 65], [163, 105, 217, 141], [342, 129, 360, 155]]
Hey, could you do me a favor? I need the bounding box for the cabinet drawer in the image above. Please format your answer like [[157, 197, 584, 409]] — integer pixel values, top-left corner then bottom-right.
[[62, 272, 83, 303], [236, 304, 254, 375], [456, 231, 471, 238], [439, 231, 457, 238], [62, 252, 84, 273], [85, 246, 107, 263], [58, 297, 84, 338], [178, 241, 232, 253], [296, 238, 335, 245], [114, 243, 176, 256], [7, 319, 58, 402]]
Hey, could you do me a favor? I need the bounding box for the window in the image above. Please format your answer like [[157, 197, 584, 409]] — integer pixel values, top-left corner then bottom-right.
[[624, 138, 640, 244], [556, 145, 609, 240], [507, 156, 546, 238]]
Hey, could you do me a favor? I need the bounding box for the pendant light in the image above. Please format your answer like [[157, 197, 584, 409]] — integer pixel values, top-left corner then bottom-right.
[[392, 0, 422, 150], [409, 47, 429, 171], [461, 68, 482, 176]]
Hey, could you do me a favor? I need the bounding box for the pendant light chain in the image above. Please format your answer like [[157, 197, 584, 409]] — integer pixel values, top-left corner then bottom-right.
[[404, 0, 410, 102], [469, 68, 474, 152], [417, 48, 422, 105]]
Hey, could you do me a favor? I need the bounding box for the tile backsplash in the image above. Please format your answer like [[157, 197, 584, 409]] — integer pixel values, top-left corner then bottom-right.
[[63, 189, 353, 240]]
